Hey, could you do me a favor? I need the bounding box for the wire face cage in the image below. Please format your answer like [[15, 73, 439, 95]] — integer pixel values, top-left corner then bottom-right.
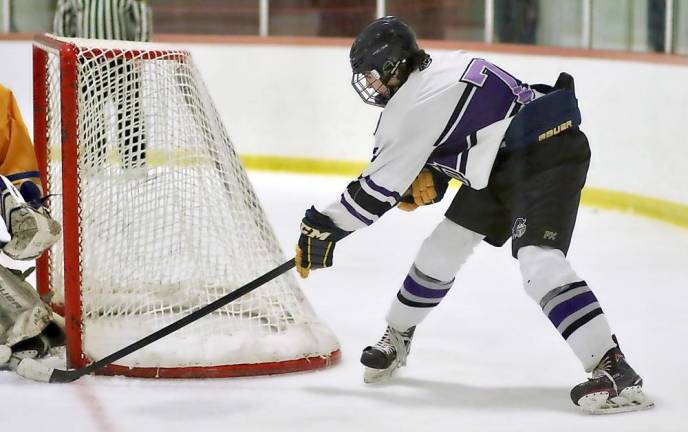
[[32, 34, 340, 378]]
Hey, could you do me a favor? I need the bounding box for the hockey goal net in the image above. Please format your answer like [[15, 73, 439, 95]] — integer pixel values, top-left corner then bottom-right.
[[32, 34, 340, 378]]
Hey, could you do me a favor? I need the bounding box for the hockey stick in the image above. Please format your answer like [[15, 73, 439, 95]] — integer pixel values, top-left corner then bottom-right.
[[16, 258, 296, 383]]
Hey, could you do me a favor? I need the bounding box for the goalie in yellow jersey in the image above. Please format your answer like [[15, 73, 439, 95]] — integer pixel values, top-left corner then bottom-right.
[[0, 84, 63, 368]]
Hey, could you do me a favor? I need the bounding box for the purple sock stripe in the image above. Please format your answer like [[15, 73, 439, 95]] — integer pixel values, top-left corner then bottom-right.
[[547, 291, 599, 328], [403, 276, 450, 299], [363, 176, 401, 201], [339, 195, 373, 225]]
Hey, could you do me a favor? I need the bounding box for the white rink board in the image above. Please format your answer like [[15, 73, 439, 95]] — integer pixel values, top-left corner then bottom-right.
[[0, 171, 685, 432], [2, 40, 687, 204]]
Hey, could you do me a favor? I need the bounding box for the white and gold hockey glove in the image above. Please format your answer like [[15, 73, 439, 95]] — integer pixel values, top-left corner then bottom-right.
[[0, 176, 61, 261]]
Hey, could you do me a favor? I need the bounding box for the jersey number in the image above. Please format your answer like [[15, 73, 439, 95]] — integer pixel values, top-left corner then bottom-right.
[[460, 58, 534, 105]]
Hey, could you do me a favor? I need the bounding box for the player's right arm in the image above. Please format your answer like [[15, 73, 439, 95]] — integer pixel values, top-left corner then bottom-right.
[[319, 104, 443, 232], [318, 150, 429, 232], [295, 109, 439, 278]]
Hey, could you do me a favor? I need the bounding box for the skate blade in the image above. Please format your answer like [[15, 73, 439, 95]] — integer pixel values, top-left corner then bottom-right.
[[579, 387, 655, 414], [363, 366, 398, 384]]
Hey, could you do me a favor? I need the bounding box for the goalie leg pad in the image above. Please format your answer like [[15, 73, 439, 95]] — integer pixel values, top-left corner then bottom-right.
[[0, 321, 65, 368], [0, 344, 10, 365], [0, 265, 53, 346]]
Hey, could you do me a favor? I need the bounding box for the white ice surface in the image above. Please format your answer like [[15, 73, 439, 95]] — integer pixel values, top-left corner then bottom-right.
[[1, 171, 686, 432]]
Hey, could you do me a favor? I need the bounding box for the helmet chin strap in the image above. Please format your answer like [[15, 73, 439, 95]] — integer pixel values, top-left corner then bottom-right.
[[379, 60, 402, 87]]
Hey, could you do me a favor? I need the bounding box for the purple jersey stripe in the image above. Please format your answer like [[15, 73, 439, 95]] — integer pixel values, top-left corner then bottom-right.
[[340, 195, 374, 225], [403, 276, 450, 299], [428, 64, 518, 172], [433, 84, 474, 147], [363, 176, 401, 201], [440, 75, 514, 153], [548, 291, 599, 328]]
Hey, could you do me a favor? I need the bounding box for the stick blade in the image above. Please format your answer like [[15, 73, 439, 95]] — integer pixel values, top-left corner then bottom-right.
[[48, 367, 83, 383]]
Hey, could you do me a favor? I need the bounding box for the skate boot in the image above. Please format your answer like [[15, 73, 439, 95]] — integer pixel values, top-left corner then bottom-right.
[[360, 325, 415, 384], [570, 338, 654, 414]]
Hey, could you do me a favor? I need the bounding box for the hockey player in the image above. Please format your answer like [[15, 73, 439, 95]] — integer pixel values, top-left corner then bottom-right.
[[294, 17, 653, 413], [0, 84, 63, 367]]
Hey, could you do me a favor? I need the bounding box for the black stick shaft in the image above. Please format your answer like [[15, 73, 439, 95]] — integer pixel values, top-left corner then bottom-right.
[[51, 259, 296, 382]]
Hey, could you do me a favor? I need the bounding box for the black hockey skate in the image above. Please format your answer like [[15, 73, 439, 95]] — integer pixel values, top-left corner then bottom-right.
[[360, 326, 415, 383], [570, 338, 653, 414]]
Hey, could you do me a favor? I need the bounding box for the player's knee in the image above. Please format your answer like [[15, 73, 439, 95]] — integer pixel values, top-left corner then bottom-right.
[[517, 245, 580, 302], [415, 218, 483, 281]]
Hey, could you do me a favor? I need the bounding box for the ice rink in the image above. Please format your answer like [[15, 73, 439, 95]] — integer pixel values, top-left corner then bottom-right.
[[1, 171, 685, 432]]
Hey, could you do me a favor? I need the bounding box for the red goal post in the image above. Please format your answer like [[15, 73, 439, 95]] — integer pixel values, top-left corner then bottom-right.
[[32, 34, 340, 378]]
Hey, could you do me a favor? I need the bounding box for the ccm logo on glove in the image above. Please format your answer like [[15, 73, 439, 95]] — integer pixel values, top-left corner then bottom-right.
[[300, 223, 332, 240], [295, 207, 351, 279]]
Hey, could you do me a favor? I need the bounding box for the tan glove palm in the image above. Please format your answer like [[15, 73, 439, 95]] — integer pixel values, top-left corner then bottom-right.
[[398, 169, 439, 212], [295, 245, 311, 279]]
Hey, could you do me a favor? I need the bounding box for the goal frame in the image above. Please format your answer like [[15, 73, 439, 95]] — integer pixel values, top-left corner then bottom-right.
[[32, 34, 340, 378]]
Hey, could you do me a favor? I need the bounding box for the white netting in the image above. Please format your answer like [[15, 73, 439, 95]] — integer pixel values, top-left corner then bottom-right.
[[35, 36, 338, 369]]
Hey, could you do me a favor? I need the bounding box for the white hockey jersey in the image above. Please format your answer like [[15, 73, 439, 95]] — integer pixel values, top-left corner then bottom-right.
[[323, 51, 538, 232]]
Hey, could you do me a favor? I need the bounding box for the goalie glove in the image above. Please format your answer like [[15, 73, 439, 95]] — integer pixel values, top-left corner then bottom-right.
[[397, 168, 450, 212], [296, 206, 351, 279], [0, 177, 61, 260]]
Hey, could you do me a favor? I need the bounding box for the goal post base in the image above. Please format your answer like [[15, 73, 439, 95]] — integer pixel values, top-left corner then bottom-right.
[[90, 349, 341, 379]]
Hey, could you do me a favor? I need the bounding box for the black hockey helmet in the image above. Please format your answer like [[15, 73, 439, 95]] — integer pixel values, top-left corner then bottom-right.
[[349, 16, 422, 107]]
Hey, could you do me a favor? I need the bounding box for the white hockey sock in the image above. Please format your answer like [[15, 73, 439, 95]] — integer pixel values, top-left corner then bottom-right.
[[518, 246, 616, 371], [386, 264, 452, 330], [387, 219, 483, 330]]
